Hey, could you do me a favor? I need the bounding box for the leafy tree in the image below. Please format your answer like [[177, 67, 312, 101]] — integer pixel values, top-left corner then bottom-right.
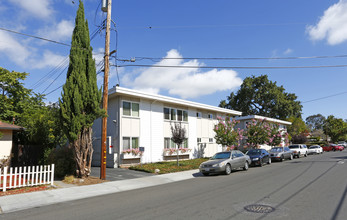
[[59, 0, 103, 178], [220, 75, 302, 120], [323, 115, 347, 143], [244, 119, 287, 148], [0, 67, 31, 122], [214, 117, 243, 149], [171, 122, 187, 166], [306, 114, 326, 130], [287, 117, 309, 144]]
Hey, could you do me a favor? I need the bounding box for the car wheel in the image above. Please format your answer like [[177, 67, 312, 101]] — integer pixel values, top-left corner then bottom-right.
[[243, 162, 249, 171], [290, 154, 293, 160], [297, 153, 300, 158], [280, 156, 284, 162], [202, 172, 209, 176], [268, 158, 271, 164], [305, 152, 308, 157], [225, 164, 232, 175], [259, 159, 263, 167]]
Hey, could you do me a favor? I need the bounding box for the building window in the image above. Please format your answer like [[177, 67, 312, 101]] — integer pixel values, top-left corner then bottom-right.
[[208, 113, 213, 119], [171, 109, 176, 120], [123, 101, 139, 117], [196, 112, 202, 118], [197, 138, 201, 143], [164, 138, 188, 148], [209, 138, 213, 143], [123, 137, 139, 150], [164, 108, 170, 120], [183, 111, 188, 121], [164, 107, 188, 122]]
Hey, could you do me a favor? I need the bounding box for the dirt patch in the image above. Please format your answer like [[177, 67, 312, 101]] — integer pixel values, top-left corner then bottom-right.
[[0, 185, 53, 197], [62, 175, 108, 186]]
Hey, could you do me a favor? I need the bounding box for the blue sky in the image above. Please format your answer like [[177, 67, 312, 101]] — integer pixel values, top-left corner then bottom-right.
[[1, 0, 347, 121]]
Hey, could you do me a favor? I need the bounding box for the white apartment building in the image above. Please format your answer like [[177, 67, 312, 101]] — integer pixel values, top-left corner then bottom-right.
[[92, 86, 242, 168]]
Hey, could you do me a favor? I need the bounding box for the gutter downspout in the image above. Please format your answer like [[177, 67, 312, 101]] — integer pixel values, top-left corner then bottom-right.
[[150, 99, 158, 163]]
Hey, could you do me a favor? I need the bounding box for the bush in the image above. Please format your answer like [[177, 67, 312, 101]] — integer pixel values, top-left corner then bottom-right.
[[46, 147, 75, 179]]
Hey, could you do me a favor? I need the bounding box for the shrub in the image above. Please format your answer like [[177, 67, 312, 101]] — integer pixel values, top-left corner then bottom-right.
[[46, 147, 75, 179]]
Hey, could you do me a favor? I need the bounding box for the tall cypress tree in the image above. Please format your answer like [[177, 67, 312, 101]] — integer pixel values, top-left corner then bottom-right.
[[59, 0, 103, 178]]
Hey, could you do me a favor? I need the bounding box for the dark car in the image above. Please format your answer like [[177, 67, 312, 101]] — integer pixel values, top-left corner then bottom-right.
[[269, 147, 293, 161], [246, 149, 271, 166]]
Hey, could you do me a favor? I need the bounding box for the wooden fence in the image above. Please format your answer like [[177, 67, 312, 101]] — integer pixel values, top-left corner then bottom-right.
[[0, 164, 55, 192]]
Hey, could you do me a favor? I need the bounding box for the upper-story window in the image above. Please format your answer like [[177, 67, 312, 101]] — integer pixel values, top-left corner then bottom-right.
[[208, 113, 213, 119], [164, 107, 188, 122], [196, 112, 202, 118], [123, 101, 139, 117]]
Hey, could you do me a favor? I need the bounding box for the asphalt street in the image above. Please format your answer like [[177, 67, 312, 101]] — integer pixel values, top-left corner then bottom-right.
[[3, 151, 347, 220]]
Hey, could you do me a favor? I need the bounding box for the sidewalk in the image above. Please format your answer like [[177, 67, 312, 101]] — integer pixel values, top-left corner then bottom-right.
[[0, 169, 201, 214]]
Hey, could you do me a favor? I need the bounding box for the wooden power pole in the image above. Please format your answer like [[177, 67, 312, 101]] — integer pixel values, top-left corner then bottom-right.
[[101, 0, 112, 180]]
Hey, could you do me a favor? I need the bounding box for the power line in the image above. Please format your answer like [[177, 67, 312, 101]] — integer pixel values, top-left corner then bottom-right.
[[117, 54, 347, 62], [302, 91, 347, 103], [0, 27, 71, 47], [114, 64, 347, 69], [41, 66, 68, 94]]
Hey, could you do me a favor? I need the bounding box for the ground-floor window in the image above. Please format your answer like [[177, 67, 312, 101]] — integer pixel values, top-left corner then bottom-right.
[[164, 137, 188, 148], [123, 137, 139, 150]]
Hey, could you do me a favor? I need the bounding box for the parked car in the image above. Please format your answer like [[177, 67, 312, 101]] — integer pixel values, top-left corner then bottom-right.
[[322, 145, 334, 152], [332, 144, 344, 151], [288, 144, 308, 158], [199, 151, 251, 176], [246, 149, 271, 166], [337, 141, 347, 149], [269, 147, 293, 161], [308, 145, 323, 154]]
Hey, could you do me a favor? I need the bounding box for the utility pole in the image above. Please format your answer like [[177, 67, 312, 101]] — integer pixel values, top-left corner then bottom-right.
[[101, 0, 112, 180]]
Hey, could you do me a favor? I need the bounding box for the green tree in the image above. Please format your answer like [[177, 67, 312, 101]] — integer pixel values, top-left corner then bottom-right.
[[59, 0, 103, 178], [0, 67, 31, 121], [323, 115, 347, 143], [220, 75, 302, 120], [306, 114, 326, 131], [287, 117, 309, 144]]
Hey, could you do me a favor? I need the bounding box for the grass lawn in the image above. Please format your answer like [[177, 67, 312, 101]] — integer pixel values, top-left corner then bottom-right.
[[129, 158, 209, 174]]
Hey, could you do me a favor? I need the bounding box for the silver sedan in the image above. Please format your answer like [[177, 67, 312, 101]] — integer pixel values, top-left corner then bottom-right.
[[199, 150, 251, 176]]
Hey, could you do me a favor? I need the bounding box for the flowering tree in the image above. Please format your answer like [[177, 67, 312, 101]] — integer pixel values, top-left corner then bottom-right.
[[171, 122, 187, 166], [214, 117, 244, 150], [245, 119, 288, 148]]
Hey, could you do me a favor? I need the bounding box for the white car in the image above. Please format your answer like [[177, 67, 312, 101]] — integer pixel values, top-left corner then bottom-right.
[[308, 145, 323, 154], [337, 141, 347, 149], [289, 144, 308, 158]]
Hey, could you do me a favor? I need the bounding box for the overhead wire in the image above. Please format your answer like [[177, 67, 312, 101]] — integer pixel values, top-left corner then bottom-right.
[[302, 91, 347, 103], [114, 64, 347, 69]]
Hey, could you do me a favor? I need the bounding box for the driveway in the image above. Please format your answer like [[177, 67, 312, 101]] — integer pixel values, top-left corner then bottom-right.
[[90, 167, 154, 181]]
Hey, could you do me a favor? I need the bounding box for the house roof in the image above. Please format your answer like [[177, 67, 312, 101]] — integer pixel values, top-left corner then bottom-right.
[[0, 121, 24, 131], [108, 86, 242, 116], [235, 115, 292, 125]]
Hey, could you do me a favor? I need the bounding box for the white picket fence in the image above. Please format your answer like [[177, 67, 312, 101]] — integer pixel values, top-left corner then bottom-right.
[[0, 164, 55, 192]]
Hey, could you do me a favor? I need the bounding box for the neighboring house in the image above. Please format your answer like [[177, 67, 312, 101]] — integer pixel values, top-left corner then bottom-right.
[[0, 121, 23, 160], [234, 115, 292, 151], [92, 86, 242, 168]]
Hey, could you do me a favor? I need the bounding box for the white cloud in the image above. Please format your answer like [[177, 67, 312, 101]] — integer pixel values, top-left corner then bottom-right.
[[37, 20, 74, 42], [9, 0, 54, 19], [124, 49, 243, 99], [0, 31, 31, 66], [30, 50, 66, 69], [283, 48, 293, 55], [307, 0, 347, 45]]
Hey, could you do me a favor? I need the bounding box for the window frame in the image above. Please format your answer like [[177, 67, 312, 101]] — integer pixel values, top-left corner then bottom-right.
[[123, 137, 139, 150], [122, 101, 140, 117]]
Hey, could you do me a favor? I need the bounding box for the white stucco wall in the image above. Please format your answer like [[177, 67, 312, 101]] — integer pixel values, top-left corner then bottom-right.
[[0, 130, 13, 160]]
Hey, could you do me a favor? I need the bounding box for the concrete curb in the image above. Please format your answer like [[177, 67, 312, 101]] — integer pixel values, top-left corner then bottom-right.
[[0, 169, 201, 214]]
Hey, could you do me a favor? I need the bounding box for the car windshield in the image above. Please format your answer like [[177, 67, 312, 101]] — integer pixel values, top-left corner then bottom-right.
[[289, 145, 299, 149], [310, 146, 318, 149], [270, 147, 283, 152], [246, 149, 262, 155], [211, 152, 231, 160]]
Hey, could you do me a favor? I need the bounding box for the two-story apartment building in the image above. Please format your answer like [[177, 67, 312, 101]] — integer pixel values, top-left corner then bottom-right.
[[92, 86, 242, 168]]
